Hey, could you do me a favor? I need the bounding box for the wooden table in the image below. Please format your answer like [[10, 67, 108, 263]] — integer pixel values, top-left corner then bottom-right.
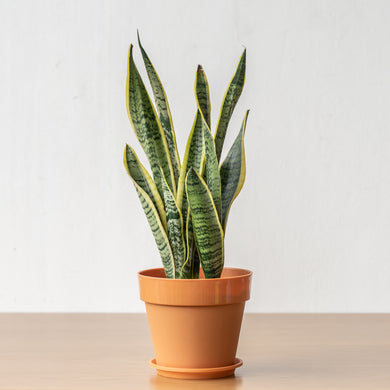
[[0, 314, 389, 389]]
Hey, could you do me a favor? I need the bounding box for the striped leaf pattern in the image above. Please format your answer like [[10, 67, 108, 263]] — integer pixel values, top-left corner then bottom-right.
[[126, 44, 176, 197], [220, 110, 249, 230], [179, 206, 195, 278], [195, 65, 211, 128], [176, 110, 205, 217], [186, 168, 224, 279], [124, 37, 249, 279], [124, 145, 167, 230], [134, 184, 175, 279], [137, 32, 181, 185], [202, 118, 222, 221], [214, 49, 246, 162], [176, 111, 205, 279], [160, 169, 186, 278]]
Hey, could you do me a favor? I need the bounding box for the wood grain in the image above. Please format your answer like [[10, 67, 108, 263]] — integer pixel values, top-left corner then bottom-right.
[[0, 314, 389, 389]]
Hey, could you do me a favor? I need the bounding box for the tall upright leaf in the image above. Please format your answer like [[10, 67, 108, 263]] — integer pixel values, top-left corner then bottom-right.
[[180, 207, 195, 278], [126, 44, 176, 197], [176, 66, 212, 279], [191, 248, 200, 279], [195, 65, 211, 128], [160, 169, 187, 278], [176, 110, 205, 216], [202, 119, 222, 221], [220, 110, 249, 230], [128, 179, 175, 278], [175, 111, 205, 278], [214, 50, 246, 162], [137, 32, 181, 185], [186, 168, 224, 278], [124, 145, 167, 230], [194, 70, 221, 222]]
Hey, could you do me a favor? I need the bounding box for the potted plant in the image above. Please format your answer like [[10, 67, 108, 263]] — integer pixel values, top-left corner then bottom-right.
[[124, 32, 252, 379]]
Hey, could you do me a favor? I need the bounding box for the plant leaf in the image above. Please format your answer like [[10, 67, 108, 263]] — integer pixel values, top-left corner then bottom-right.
[[126, 44, 176, 197], [137, 32, 181, 186], [195, 65, 211, 128], [191, 247, 200, 279], [179, 205, 195, 278], [202, 118, 222, 221], [220, 110, 249, 231], [179, 207, 201, 279], [176, 110, 205, 215], [124, 145, 167, 230], [214, 49, 246, 162], [176, 111, 205, 279], [160, 168, 186, 278], [127, 176, 175, 278], [186, 168, 224, 278], [194, 67, 221, 221]]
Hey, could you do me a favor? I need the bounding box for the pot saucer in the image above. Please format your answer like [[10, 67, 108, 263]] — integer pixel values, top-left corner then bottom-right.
[[149, 357, 243, 379]]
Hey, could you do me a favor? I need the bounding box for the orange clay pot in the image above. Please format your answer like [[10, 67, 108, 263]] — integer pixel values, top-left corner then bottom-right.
[[138, 267, 252, 379]]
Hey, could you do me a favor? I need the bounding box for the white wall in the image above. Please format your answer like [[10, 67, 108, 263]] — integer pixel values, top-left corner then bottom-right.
[[1, 0, 390, 312]]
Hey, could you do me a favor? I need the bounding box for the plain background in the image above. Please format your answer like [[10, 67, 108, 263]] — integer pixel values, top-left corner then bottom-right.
[[1, 0, 390, 312]]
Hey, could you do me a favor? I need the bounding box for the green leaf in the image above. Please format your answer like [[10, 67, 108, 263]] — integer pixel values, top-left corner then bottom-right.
[[194, 67, 221, 221], [126, 44, 176, 197], [176, 110, 205, 215], [186, 168, 224, 278], [220, 110, 249, 231], [176, 111, 205, 279], [160, 168, 186, 278], [195, 65, 211, 128], [179, 205, 195, 278], [137, 32, 181, 186], [202, 118, 222, 221], [191, 248, 200, 279], [214, 49, 246, 162], [128, 177, 175, 278], [123, 145, 167, 230]]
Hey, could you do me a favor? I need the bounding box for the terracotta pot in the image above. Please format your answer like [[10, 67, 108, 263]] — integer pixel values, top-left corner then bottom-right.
[[138, 267, 252, 379]]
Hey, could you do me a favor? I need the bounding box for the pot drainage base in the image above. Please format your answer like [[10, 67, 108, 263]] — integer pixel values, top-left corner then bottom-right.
[[149, 357, 243, 379]]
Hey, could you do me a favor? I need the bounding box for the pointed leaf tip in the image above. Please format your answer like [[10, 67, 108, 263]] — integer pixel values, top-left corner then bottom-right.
[[128, 44, 135, 65], [214, 49, 246, 161], [195, 65, 211, 128], [126, 38, 177, 196]]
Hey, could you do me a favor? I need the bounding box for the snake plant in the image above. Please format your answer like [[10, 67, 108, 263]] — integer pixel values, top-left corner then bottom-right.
[[124, 33, 248, 279]]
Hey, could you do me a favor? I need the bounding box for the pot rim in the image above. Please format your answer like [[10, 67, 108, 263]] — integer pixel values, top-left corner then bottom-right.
[[138, 267, 252, 306]]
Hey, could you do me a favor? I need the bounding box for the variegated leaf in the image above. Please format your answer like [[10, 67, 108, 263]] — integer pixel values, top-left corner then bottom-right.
[[175, 111, 205, 279], [132, 181, 175, 278], [220, 110, 249, 231], [202, 118, 222, 221], [186, 168, 224, 278], [126, 44, 176, 197], [160, 168, 186, 278], [195, 65, 211, 128], [176, 110, 205, 217], [137, 32, 181, 186], [124, 145, 167, 230], [179, 205, 195, 278], [214, 49, 246, 162]]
